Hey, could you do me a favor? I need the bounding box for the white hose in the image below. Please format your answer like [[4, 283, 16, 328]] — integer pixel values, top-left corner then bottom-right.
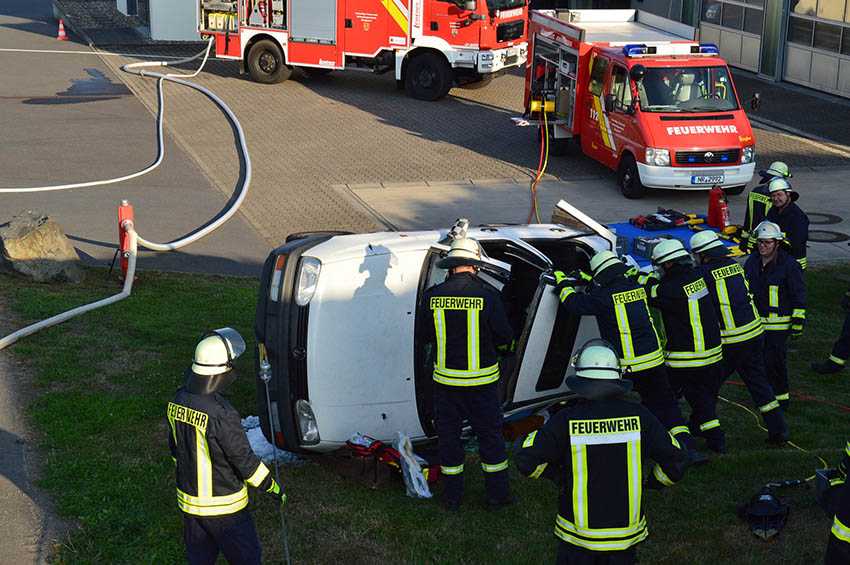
[[0, 222, 137, 351], [0, 39, 251, 348]]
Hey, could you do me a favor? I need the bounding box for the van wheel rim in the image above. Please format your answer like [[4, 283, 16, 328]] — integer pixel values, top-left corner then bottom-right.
[[416, 68, 436, 89], [259, 52, 278, 74]]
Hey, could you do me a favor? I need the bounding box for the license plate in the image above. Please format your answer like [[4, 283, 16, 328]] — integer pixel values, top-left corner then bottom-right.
[[691, 175, 724, 185]]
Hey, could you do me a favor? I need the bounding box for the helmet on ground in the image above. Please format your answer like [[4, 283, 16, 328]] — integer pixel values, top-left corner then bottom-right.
[[689, 230, 726, 255], [754, 221, 784, 241], [565, 339, 632, 397], [764, 161, 791, 179], [589, 250, 622, 277], [437, 237, 483, 269], [651, 239, 689, 265]]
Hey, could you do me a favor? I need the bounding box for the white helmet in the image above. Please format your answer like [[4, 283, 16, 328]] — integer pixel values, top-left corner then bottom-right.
[[765, 161, 791, 179], [754, 220, 784, 241], [573, 342, 622, 380], [589, 250, 622, 277], [768, 178, 792, 194], [192, 328, 246, 376], [689, 230, 725, 255], [437, 237, 483, 269], [651, 238, 689, 265]]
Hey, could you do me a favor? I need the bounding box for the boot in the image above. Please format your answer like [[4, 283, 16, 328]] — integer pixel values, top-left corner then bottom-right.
[[811, 359, 845, 374], [763, 411, 789, 446]]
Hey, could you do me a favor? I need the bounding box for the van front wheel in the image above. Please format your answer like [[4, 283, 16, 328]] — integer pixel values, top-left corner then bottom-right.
[[618, 155, 646, 199]]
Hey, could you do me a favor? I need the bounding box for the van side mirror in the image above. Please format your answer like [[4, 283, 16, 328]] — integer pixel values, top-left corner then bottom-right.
[[629, 64, 646, 83], [604, 93, 616, 113], [464, 0, 477, 9], [750, 92, 761, 112]]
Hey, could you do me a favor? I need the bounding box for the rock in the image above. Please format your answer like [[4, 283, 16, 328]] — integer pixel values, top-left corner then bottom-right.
[[0, 211, 83, 283]]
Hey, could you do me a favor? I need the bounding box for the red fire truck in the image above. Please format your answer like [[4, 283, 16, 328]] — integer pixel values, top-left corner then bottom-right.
[[199, 0, 529, 100], [524, 9, 756, 198]]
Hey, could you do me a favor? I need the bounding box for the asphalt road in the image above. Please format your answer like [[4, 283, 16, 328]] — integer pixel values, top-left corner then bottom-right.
[[0, 1, 269, 278]]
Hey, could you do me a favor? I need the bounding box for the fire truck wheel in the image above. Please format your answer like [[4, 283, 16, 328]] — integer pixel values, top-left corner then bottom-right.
[[724, 185, 746, 196], [617, 155, 646, 199], [247, 39, 292, 84], [405, 52, 452, 101]]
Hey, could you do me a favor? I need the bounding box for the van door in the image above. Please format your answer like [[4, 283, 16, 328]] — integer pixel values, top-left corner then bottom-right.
[[581, 53, 618, 168], [606, 64, 640, 169]]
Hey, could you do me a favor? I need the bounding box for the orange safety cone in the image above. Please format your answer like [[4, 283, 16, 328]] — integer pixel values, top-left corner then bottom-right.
[[57, 19, 69, 41]]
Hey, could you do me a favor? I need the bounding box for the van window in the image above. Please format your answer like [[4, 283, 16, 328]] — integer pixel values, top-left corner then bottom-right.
[[610, 66, 633, 111], [588, 56, 608, 97]]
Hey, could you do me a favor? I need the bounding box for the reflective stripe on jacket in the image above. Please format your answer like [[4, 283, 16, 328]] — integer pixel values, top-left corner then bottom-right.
[[420, 272, 513, 386], [697, 257, 763, 345], [645, 264, 724, 368], [744, 249, 806, 332], [516, 396, 687, 552], [168, 384, 280, 516], [559, 275, 664, 372]]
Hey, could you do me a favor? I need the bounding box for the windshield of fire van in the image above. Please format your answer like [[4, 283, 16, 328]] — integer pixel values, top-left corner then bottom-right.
[[637, 66, 739, 113], [486, 0, 526, 10]]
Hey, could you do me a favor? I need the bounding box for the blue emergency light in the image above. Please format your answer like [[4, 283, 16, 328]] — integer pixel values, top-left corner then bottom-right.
[[622, 43, 656, 57], [697, 43, 720, 55]]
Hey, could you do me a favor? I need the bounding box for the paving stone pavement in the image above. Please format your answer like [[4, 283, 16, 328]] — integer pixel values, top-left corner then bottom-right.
[[92, 45, 848, 248]]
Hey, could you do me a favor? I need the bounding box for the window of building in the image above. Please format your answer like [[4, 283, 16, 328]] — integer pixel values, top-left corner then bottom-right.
[[702, 0, 764, 35], [818, 0, 845, 21], [788, 16, 815, 45], [789, 0, 850, 52], [814, 20, 843, 50]]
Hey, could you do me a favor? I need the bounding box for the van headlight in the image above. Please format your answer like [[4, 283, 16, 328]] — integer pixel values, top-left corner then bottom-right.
[[479, 52, 494, 61], [295, 400, 320, 445], [741, 145, 755, 164], [294, 257, 321, 306], [645, 148, 670, 167]]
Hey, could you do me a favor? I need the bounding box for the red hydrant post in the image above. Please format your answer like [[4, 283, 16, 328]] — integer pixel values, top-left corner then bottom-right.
[[117, 200, 134, 280]]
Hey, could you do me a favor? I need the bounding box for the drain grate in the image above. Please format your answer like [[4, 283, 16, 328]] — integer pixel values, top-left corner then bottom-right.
[[808, 230, 850, 243]]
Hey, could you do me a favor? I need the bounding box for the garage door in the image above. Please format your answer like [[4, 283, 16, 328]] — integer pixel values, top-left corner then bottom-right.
[[700, 0, 764, 71], [784, 0, 850, 98]]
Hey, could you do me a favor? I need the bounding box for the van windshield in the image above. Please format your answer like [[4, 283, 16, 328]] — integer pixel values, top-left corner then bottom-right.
[[637, 66, 738, 113], [486, 0, 526, 10]]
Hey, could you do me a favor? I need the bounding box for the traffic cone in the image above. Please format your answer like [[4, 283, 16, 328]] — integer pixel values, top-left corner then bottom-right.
[[57, 19, 69, 41]]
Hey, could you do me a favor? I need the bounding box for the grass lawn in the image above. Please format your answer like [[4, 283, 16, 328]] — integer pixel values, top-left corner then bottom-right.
[[1, 264, 849, 564]]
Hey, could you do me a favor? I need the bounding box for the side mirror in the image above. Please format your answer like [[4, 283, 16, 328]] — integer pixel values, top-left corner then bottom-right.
[[464, 0, 477, 10], [629, 64, 646, 83], [750, 92, 761, 112], [604, 93, 616, 113]]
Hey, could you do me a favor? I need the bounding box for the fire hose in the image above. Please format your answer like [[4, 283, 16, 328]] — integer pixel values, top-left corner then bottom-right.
[[0, 37, 251, 349]]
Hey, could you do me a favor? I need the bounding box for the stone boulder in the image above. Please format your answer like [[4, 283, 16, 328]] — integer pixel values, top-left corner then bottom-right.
[[0, 211, 83, 283]]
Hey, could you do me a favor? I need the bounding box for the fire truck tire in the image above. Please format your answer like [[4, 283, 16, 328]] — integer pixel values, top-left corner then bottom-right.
[[617, 155, 646, 199], [405, 52, 452, 101], [724, 185, 746, 196], [247, 39, 291, 84]]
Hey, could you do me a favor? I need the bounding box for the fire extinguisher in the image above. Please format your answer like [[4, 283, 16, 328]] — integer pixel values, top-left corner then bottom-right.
[[707, 186, 729, 229]]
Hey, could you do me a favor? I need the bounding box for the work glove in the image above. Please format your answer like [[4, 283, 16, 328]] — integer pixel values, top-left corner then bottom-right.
[[552, 270, 573, 293], [267, 479, 286, 508], [496, 339, 517, 358], [625, 266, 639, 279]]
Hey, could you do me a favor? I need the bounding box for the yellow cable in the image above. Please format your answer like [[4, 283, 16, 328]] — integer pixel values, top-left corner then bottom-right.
[[530, 105, 549, 224], [718, 395, 829, 480]]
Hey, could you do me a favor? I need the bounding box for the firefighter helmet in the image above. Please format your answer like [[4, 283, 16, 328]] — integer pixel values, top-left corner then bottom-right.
[[651, 239, 689, 265], [573, 340, 622, 380], [437, 237, 482, 269], [765, 161, 791, 179], [589, 250, 622, 277], [192, 328, 246, 376], [689, 230, 726, 255], [768, 178, 792, 194], [754, 221, 784, 241]]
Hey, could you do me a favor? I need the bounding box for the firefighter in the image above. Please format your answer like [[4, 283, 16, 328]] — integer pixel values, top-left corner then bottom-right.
[[811, 287, 850, 374], [643, 239, 726, 454], [168, 328, 285, 565], [553, 250, 702, 460], [420, 236, 514, 511], [765, 178, 809, 270], [826, 441, 850, 564], [744, 221, 806, 411], [516, 339, 688, 565], [690, 231, 789, 444], [741, 161, 791, 252]]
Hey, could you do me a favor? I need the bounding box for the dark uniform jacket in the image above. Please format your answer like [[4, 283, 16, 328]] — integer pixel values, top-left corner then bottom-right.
[[168, 385, 280, 516], [743, 182, 771, 251], [516, 394, 687, 552], [827, 441, 850, 563], [696, 256, 763, 345], [559, 272, 664, 373], [744, 249, 806, 333], [766, 202, 809, 270], [420, 272, 513, 387], [645, 263, 723, 369]]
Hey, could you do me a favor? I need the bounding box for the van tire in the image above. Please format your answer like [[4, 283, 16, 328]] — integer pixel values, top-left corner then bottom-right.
[[405, 52, 452, 101], [247, 39, 292, 84], [724, 184, 746, 196], [618, 155, 646, 199]]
